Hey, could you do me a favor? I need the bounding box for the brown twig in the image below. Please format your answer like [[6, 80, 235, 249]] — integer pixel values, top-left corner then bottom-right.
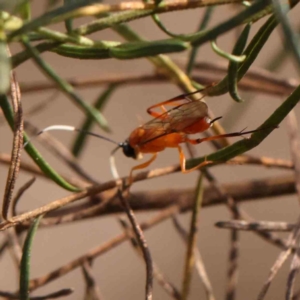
[[292, 289, 300, 300], [286, 111, 300, 204], [0, 91, 58, 126], [116, 189, 153, 300], [226, 229, 239, 300], [5, 227, 22, 268], [19, 62, 298, 97], [257, 247, 294, 300], [1, 172, 297, 231], [0, 239, 10, 258], [28, 205, 180, 291], [190, 119, 239, 300], [118, 217, 181, 300], [2, 71, 24, 220], [0, 288, 74, 299], [202, 170, 241, 300], [199, 155, 289, 299], [12, 177, 36, 217], [37, 190, 118, 227], [172, 216, 215, 300], [81, 260, 103, 300], [0, 163, 182, 231], [257, 219, 300, 300], [188, 143, 290, 254], [287, 243, 300, 300], [216, 220, 295, 231], [43, 173, 296, 222], [231, 155, 293, 169], [52, 0, 245, 22], [285, 111, 300, 300], [181, 173, 204, 300]]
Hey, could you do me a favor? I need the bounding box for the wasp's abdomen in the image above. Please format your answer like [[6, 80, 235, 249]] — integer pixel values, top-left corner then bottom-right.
[[183, 117, 211, 134]]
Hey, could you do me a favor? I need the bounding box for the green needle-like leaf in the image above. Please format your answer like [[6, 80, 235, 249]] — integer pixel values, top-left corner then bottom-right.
[[0, 39, 11, 94], [21, 36, 110, 132], [19, 215, 43, 300], [0, 95, 80, 192], [187, 84, 300, 169], [272, 0, 300, 69], [191, 1, 272, 47], [72, 84, 118, 157], [228, 23, 251, 102], [109, 39, 188, 59], [8, 0, 92, 39], [52, 44, 110, 59], [206, 15, 277, 96], [186, 6, 215, 75], [211, 40, 246, 62]]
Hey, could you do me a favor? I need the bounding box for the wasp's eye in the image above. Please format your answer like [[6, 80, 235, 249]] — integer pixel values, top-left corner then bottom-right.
[[122, 142, 136, 159]]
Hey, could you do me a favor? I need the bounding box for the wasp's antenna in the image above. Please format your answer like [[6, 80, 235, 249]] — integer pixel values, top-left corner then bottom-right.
[[24, 124, 125, 182], [210, 116, 222, 125], [23, 125, 120, 148]]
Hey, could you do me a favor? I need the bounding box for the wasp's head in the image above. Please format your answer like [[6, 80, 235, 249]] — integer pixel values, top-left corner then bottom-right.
[[121, 140, 137, 159]]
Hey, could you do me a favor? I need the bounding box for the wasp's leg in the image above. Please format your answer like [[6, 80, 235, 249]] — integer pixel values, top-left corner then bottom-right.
[[147, 84, 214, 118], [186, 128, 260, 145], [146, 92, 201, 118], [128, 153, 158, 185], [177, 145, 212, 173]]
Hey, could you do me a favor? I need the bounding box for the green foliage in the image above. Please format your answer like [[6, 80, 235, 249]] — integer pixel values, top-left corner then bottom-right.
[[1, 2, 300, 299], [1, 0, 300, 191], [19, 215, 43, 300]]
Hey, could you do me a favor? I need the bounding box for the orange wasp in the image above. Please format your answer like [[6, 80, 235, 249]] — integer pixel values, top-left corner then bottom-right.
[[35, 89, 259, 183]]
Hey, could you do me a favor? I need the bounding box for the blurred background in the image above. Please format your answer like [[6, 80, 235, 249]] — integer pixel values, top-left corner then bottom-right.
[[1, 1, 300, 299]]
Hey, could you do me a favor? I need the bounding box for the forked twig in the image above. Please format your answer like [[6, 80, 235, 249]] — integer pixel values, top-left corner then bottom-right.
[[28, 205, 179, 291], [2, 71, 24, 220], [39, 191, 118, 227], [0, 172, 298, 232], [285, 111, 300, 300], [286, 243, 300, 300], [202, 170, 241, 300], [36, 173, 299, 223], [257, 219, 300, 300], [12, 177, 36, 217], [81, 260, 103, 300], [119, 217, 181, 300], [172, 216, 215, 300], [216, 220, 295, 232], [5, 228, 22, 269], [258, 110, 300, 300]]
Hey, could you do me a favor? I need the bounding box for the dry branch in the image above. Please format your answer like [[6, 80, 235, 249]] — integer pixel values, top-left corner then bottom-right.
[[8, 173, 297, 231], [2, 72, 24, 220], [19, 62, 299, 97]]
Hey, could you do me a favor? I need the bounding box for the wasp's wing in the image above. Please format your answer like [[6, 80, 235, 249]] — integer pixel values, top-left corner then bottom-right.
[[167, 101, 209, 132], [140, 101, 209, 145]]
